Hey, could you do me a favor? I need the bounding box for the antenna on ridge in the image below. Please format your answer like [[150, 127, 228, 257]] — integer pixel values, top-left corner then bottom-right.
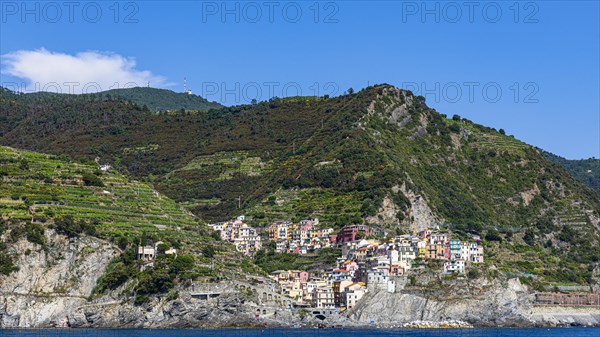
[[183, 77, 192, 95]]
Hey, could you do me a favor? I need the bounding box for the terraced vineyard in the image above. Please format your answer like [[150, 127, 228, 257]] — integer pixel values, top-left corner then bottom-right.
[[444, 118, 529, 155], [0, 146, 196, 241], [474, 134, 528, 154], [177, 151, 272, 181], [0, 145, 263, 283], [245, 188, 365, 228]]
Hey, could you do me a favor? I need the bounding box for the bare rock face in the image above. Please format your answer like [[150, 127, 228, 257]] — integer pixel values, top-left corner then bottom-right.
[[2, 230, 598, 328], [365, 87, 414, 125], [349, 278, 600, 327], [0, 230, 117, 327], [1, 230, 116, 296], [66, 293, 261, 328], [366, 196, 401, 227], [520, 183, 540, 206], [399, 184, 440, 234], [351, 279, 600, 327], [351, 292, 429, 323], [0, 230, 296, 328], [366, 183, 439, 234]]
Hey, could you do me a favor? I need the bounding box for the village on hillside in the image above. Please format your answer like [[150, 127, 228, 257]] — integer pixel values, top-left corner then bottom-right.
[[204, 216, 484, 310]]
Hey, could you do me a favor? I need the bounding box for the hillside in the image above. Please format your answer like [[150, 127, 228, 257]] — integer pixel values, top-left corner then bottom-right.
[[99, 87, 223, 112], [541, 150, 600, 195], [1, 84, 599, 288], [0, 145, 261, 299], [3, 86, 222, 112]]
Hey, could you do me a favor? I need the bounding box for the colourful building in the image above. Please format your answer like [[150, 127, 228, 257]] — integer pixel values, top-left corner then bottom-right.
[[337, 225, 371, 243]]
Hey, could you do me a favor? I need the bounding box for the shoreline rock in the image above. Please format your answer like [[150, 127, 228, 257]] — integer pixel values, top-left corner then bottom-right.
[[2, 235, 599, 329]]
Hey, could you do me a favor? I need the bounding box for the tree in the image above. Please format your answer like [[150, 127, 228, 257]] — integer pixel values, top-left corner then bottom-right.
[[54, 216, 80, 237], [201, 245, 215, 258], [449, 124, 461, 133], [210, 230, 221, 241], [19, 160, 29, 170], [485, 229, 502, 242], [136, 269, 173, 294], [25, 223, 45, 246], [523, 229, 536, 246], [347, 88, 354, 95], [169, 255, 195, 276], [0, 247, 17, 276], [156, 243, 169, 254], [468, 268, 480, 279], [452, 114, 461, 121], [499, 128, 506, 135], [82, 173, 104, 187], [102, 262, 134, 290]]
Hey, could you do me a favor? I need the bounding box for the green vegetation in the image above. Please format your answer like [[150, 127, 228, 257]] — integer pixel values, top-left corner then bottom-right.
[[246, 188, 364, 228], [541, 149, 599, 195], [25, 222, 46, 245], [1, 84, 599, 286], [98, 87, 223, 112], [0, 146, 262, 297], [82, 172, 104, 187], [16, 87, 222, 112], [93, 249, 139, 293], [254, 241, 342, 273], [0, 242, 18, 275], [0, 146, 200, 243], [52, 216, 97, 238]]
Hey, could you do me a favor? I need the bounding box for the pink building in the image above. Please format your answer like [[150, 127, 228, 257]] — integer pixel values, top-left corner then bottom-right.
[[290, 270, 309, 283], [337, 225, 371, 243]]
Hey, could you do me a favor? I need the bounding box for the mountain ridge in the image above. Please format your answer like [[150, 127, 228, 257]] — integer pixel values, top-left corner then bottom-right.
[[1, 146, 599, 328], [540, 149, 599, 195], [2, 86, 223, 112], [1, 83, 599, 287]]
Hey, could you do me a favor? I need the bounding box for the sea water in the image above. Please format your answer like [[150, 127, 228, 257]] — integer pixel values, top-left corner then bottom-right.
[[0, 328, 598, 337]]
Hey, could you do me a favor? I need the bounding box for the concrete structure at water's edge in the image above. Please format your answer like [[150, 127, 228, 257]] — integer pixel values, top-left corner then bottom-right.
[[534, 293, 600, 307], [191, 292, 222, 300]]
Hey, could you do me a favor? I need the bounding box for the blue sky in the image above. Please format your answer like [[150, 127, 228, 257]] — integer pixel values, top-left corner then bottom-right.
[[1, 1, 598, 159]]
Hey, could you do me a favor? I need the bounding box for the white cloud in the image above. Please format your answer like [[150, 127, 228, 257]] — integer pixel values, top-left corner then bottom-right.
[[1, 49, 168, 93]]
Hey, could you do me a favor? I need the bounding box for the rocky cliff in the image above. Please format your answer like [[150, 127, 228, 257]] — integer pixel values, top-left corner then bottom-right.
[[0, 230, 290, 328], [1, 231, 598, 328], [1, 85, 600, 329], [350, 278, 600, 327], [0, 229, 116, 327]]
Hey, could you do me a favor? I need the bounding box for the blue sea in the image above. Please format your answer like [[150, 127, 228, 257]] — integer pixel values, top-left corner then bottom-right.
[[0, 329, 598, 337]]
